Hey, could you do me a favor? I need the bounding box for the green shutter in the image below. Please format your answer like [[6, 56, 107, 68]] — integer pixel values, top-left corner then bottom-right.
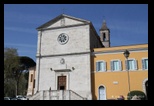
[[119, 60, 122, 71], [104, 61, 106, 71], [96, 62, 99, 71], [134, 60, 138, 70], [142, 59, 145, 70], [125, 60, 128, 70], [110, 61, 113, 71]]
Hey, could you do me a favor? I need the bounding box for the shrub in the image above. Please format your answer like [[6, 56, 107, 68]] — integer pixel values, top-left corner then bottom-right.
[[127, 90, 146, 100]]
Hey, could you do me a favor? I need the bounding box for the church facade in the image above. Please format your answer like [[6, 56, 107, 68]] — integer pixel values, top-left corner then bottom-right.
[[27, 14, 148, 100]]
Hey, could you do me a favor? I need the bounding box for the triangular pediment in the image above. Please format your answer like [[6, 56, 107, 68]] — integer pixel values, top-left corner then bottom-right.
[[36, 14, 90, 30]]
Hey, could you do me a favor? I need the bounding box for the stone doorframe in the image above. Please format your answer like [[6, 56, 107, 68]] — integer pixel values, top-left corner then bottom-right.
[[54, 70, 71, 90], [57, 76, 66, 90]]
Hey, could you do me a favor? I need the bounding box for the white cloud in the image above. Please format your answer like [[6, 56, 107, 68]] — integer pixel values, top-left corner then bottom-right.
[[4, 26, 36, 34], [17, 50, 36, 54], [4, 43, 36, 48], [4, 10, 53, 24]]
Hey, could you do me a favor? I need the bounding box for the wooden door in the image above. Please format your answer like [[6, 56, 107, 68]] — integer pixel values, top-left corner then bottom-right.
[[58, 76, 66, 90]]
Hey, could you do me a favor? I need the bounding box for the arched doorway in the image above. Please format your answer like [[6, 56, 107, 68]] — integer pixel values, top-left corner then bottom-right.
[[145, 81, 148, 99], [98, 86, 106, 100]]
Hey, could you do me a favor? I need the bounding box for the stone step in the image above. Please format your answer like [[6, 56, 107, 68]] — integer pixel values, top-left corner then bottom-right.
[[29, 90, 86, 100]]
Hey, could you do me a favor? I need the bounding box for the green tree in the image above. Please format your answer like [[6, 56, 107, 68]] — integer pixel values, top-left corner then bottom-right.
[[4, 47, 19, 97], [18, 56, 36, 95], [127, 90, 147, 100], [4, 47, 36, 97]]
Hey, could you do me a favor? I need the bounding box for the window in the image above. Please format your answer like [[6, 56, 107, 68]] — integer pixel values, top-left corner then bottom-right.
[[111, 60, 122, 71], [31, 74, 33, 82], [33, 79, 35, 88], [125, 59, 137, 70], [103, 33, 106, 41], [96, 61, 106, 72], [142, 58, 148, 70]]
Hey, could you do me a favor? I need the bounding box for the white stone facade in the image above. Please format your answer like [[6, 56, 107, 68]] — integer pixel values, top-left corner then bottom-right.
[[40, 25, 90, 55], [36, 54, 91, 98], [33, 14, 103, 99]]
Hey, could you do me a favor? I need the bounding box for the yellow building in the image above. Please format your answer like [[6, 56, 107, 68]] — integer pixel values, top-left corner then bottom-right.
[[27, 66, 36, 96], [91, 44, 148, 100]]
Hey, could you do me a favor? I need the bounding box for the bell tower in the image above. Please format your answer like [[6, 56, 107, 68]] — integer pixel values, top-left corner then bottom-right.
[[99, 20, 110, 47]]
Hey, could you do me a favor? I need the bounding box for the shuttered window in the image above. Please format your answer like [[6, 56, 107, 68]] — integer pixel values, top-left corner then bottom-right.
[[110, 60, 122, 71], [125, 59, 137, 70], [96, 61, 106, 72], [142, 58, 148, 70]]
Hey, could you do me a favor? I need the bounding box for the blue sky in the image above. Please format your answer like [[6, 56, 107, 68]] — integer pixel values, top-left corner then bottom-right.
[[4, 4, 148, 62]]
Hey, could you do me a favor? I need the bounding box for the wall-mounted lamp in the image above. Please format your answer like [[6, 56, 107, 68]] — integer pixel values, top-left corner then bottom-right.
[[50, 68, 52, 71], [72, 67, 75, 70]]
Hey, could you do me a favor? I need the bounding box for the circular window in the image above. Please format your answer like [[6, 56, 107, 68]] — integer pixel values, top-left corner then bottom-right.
[[57, 33, 69, 45]]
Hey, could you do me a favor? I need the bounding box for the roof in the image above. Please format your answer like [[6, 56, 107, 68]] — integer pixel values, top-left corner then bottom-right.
[[93, 43, 148, 52], [99, 20, 109, 31], [36, 14, 105, 47], [36, 14, 91, 30]]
